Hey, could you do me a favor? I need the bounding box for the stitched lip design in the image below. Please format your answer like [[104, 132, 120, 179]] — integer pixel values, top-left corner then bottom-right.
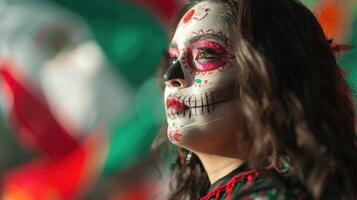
[[166, 91, 230, 119]]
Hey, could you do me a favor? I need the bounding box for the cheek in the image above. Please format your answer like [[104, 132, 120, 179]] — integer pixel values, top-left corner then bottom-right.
[[192, 69, 237, 89], [168, 106, 240, 151]]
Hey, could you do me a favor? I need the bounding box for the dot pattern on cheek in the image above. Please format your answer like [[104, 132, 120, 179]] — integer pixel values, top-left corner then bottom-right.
[[194, 78, 209, 88], [181, 29, 235, 76]]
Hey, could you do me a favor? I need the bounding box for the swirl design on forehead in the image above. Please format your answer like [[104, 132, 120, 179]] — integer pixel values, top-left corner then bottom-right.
[[181, 29, 235, 75], [193, 7, 211, 21]]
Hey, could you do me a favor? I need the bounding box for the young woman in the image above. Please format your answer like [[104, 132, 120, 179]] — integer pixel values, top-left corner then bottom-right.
[[157, 0, 357, 199]]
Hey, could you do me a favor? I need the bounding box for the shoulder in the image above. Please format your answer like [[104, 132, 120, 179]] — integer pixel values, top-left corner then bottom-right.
[[230, 173, 311, 200]]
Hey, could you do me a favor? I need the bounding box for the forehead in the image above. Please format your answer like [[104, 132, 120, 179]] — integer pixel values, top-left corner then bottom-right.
[[171, 1, 230, 48]]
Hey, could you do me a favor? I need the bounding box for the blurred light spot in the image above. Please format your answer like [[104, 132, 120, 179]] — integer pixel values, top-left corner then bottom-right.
[[69, 41, 104, 75], [299, 0, 316, 8], [0, 0, 5, 15], [103, 118, 158, 176], [111, 26, 142, 64]]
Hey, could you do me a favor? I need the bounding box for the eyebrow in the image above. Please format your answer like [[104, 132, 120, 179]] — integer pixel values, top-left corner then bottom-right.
[[169, 33, 226, 49]]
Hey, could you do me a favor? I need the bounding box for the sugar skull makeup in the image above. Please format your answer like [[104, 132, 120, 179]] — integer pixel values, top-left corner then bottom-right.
[[164, 1, 240, 152]]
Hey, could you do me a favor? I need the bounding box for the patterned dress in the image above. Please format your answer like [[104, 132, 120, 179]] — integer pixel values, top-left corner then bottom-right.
[[200, 164, 310, 200]]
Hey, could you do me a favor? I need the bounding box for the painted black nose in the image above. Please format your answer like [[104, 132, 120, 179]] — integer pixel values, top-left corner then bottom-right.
[[164, 61, 187, 88], [163, 60, 184, 81]]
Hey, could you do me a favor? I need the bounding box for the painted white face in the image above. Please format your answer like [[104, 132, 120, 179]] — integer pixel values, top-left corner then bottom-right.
[[164, 1, 240, 153]]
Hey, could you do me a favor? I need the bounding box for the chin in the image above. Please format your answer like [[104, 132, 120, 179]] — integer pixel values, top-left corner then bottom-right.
[[166, 103, 240, 154]]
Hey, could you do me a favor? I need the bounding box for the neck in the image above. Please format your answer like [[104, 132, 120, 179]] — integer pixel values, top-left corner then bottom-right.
[[195, 152, 245, 184]]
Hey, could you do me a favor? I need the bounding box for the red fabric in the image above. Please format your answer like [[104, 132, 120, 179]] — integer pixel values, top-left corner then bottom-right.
[[0, 60, 79, 160], [3, 142, 95, 200], [5, 152, 84, 199]]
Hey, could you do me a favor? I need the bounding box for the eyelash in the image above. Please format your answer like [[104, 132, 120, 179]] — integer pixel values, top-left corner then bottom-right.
[[190, 43, 227, 72], [167, 41, 227, 73], [194, 48, 221, 62]]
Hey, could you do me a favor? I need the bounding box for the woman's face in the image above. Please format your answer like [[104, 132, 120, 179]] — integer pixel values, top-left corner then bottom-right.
[[164, 1, 240, 154]]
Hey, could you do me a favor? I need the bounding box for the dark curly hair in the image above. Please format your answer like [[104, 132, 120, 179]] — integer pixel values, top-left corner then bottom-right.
[[154, 0, 357, 199]]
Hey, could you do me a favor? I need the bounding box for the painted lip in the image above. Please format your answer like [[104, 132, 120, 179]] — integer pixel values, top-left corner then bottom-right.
[[166, 86, 236, 120], [166, 96, 186, 114]]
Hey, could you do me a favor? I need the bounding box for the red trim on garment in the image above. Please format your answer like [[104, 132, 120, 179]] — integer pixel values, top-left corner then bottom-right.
[[200, 169, 260, 200]]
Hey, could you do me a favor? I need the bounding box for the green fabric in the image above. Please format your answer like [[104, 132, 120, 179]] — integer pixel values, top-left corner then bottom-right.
[[51, 0, 167, 176], [53, 0, 167, 87]]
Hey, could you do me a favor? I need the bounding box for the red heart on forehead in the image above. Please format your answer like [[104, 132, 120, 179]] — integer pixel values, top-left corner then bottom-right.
[[183, 9, 195, 24]]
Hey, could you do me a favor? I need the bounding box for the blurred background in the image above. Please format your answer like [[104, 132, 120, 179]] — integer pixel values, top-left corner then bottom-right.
[[0, 0, 356, 199]]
